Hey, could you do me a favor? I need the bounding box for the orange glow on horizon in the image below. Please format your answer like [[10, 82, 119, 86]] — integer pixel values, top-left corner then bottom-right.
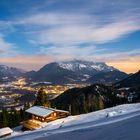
[[107, 62, 140, 74], [0, 56, 139, 74]]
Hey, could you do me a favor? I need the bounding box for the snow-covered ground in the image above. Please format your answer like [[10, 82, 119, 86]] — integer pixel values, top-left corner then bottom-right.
[[3, 103, 140, 140]]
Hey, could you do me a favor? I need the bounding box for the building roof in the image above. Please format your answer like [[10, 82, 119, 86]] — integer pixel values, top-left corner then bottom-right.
[[50, 108, 69, 113], [26, 106, 54, 117], [26, 106, 69, 117], [0, 127, 13, 137]]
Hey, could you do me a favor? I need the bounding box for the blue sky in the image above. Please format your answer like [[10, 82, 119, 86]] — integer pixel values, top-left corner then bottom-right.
[[0, 0, 140, 73]]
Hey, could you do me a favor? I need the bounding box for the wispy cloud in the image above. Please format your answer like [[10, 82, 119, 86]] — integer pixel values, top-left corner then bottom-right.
[[0, 34, 17, 56], [15, 7, 140, 54], [19, 13, 92, 26], [17, 11, 140, 62], [39, 45, 98, 59], [1, 0, 140, 51], [93, 49, 140, 61]]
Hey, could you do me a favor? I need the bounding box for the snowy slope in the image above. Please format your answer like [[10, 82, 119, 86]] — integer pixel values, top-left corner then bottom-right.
[[3, 103, 140, 140]]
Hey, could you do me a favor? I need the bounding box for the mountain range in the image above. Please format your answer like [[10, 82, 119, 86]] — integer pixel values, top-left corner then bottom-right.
[[26, 60, 129, 84], [0, 65, 25, 83], [0, 60, 139, 85]]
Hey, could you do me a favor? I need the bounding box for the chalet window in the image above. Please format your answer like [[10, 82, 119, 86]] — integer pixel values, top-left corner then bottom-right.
[[53, 112, 57, 117]]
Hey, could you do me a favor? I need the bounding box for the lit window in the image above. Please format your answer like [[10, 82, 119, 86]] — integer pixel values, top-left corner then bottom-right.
[[54, 112, 57, 117]]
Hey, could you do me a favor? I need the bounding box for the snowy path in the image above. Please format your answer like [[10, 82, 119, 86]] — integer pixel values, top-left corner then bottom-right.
[[3, 104, 140, 140]]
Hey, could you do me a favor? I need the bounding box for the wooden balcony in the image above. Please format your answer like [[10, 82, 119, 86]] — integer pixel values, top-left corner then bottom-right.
[[22, 119, 42, 130]]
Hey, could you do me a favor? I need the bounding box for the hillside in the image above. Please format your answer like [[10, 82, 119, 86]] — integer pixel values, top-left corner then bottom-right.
[[52, 84, 120, 115], [87, 71, 128, 84], [116, 70, 140, 87]]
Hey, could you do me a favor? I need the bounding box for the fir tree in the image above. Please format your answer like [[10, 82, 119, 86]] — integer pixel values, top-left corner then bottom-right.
[[34, 88, 50, 107], [1, 110, 8, 127]]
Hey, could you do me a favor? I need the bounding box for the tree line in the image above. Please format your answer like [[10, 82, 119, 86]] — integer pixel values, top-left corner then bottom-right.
[[0, 103, 30, 128]]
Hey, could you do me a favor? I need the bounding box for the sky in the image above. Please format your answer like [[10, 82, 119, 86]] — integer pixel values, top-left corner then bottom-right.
[[0, 0, 140, 73]]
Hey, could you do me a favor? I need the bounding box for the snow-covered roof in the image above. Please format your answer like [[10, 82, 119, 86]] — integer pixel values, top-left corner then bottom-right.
[[26, 106, 69, 117], [51, 108, 69, 113], [26, 106, 54, 117], [0, 127, 13, 137]]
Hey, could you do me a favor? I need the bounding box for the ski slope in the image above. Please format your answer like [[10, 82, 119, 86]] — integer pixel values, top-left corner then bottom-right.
[[3, 103, 140, 140]]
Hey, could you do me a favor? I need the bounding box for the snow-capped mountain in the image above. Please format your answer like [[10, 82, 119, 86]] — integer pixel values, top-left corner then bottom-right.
[[27, 60, 128, 84], [58, 60, 116, 75], [0, 65, 25, 83]]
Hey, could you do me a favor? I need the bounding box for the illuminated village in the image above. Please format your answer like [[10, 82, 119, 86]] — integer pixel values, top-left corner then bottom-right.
[[0, 77, 88, 112]]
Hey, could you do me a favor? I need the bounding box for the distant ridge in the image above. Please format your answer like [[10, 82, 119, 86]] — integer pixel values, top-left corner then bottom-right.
[[0, 65, 25, 83], [116, 70, 140, 87]]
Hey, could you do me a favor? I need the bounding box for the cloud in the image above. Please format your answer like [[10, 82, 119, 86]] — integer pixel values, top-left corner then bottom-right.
[[36, 19, 139, 45], [98, 48, 140, 63], [0, 34, 17, 56], [1, 1, 140, 55], [91, 20, 140, 43], [39, 45, 99, 59], [18, 11, 140, 47], [19, 13, 92, 26], [37, 25, 92, 45]]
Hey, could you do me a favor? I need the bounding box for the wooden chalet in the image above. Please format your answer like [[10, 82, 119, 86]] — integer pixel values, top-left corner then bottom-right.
[[22, 106, 69, 130]]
